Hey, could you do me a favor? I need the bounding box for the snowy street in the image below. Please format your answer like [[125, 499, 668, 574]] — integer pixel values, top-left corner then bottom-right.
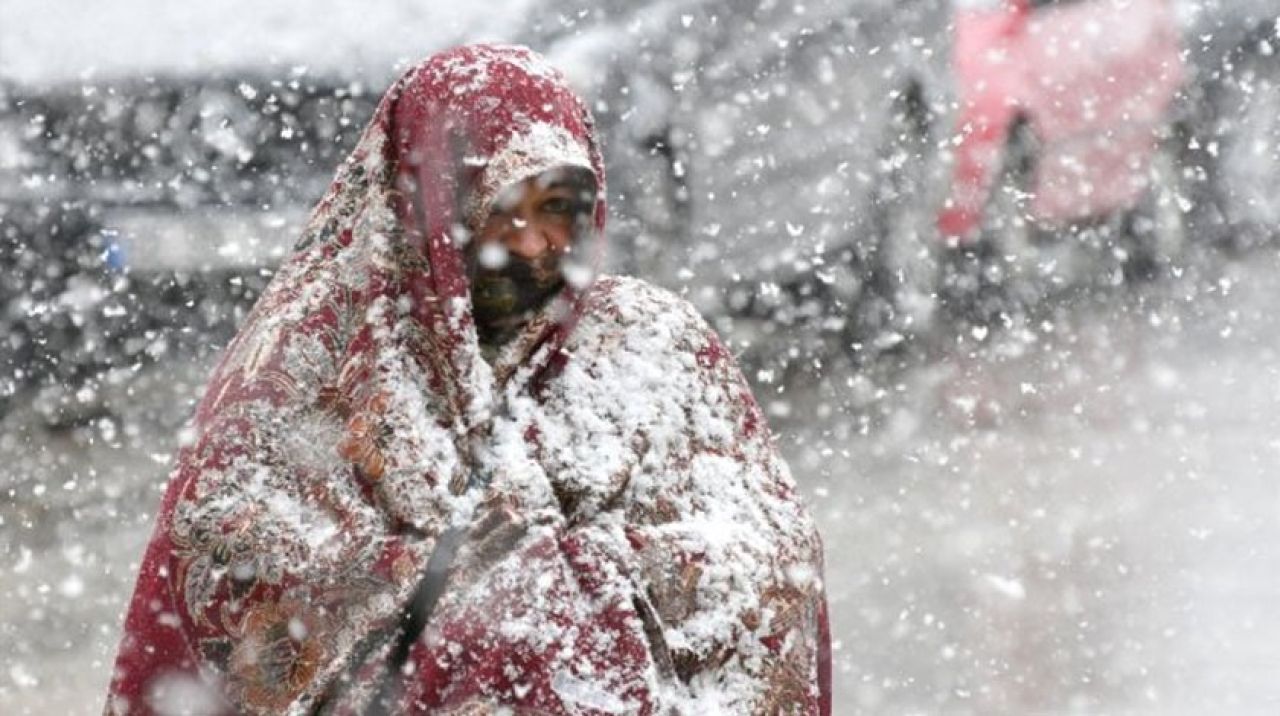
[[779, 251, 1280, 713], [4, 248, 1280, 714]]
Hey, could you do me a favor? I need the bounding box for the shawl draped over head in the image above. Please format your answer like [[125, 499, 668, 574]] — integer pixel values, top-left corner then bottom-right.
[[106, 44, 830, 716]]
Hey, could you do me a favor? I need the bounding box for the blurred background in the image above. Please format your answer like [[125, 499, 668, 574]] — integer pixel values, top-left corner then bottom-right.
[[3, 0, 1280, 713]]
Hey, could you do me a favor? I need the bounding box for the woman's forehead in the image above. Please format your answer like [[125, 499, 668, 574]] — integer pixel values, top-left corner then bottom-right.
[[492, 167, 593, 209], [533, 166, 590, 189]]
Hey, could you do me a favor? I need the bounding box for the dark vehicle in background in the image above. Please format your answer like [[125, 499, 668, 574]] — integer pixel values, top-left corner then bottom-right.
[[1179, 0, 1280, 250], [5, 0, 957, 416], [0, 73, 377, 423], [529, 0, 954, 368]]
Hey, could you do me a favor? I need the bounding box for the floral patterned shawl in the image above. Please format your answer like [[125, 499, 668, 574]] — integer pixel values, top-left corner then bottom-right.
[[106, 44, 830, 715]]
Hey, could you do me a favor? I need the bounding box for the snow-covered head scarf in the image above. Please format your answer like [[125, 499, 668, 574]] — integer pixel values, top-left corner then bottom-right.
[[107, 44, 830, 716]]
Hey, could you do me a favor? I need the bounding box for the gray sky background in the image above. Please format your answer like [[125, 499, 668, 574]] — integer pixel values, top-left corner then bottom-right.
[[0, 0, 532, 84]]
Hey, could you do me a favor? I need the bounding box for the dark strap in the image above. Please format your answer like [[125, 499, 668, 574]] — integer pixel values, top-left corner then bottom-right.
[[364, 525, 466, 716]]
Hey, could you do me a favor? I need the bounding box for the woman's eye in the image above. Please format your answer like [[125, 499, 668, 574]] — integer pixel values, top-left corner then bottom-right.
[[542, 197, 574, 215]]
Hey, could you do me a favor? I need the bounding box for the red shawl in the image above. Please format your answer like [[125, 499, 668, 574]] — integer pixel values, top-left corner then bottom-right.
[[106, 44, 830, 715]]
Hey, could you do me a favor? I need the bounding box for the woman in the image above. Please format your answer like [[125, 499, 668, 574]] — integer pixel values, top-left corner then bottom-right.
[[106, 44, 830, 715]]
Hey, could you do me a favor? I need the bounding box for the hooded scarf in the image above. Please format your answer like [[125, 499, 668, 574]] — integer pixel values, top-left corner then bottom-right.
[[106, 44, 830, 716]]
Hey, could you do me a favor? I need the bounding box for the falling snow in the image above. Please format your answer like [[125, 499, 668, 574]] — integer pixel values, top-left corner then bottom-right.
[[4, 0, 1280, 714]]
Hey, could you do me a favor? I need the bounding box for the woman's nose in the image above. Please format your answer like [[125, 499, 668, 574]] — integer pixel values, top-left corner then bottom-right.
[[505, 218, 549, 260]]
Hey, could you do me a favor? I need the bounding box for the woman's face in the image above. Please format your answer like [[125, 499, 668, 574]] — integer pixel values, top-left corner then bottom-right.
[[467, 169, 593, 342], [475, 173, 583, 261]]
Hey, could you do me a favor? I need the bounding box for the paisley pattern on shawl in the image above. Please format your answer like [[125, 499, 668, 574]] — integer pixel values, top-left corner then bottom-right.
[[105, 44, 829, 716]]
